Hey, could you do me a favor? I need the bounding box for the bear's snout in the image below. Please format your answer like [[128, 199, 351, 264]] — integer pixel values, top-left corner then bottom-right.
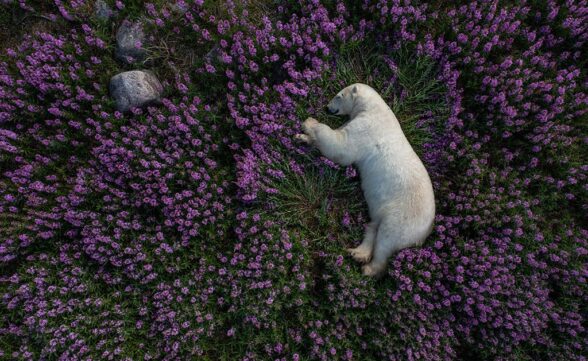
[[326, 106, 337, 115]]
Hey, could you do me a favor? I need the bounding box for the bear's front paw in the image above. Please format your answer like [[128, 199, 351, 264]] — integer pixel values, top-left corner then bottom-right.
[[294, 133, 312, 144], [302, 117, 319, 133]]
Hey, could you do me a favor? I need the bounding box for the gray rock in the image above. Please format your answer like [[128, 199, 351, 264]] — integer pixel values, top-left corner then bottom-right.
[[204, 44, 223, 64], [170, 1, 189, 14], [94, 0, 114, 20], [109, 70, 163, 112], [115, 20, 147, 64]]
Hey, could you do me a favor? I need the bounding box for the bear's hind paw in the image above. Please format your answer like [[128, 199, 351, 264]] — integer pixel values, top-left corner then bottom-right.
[[347, 247, 372, 263], [362, 262, 386, 277]]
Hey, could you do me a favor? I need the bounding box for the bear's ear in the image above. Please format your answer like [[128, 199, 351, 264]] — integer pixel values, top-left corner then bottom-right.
[[352, 85, 358, 95]]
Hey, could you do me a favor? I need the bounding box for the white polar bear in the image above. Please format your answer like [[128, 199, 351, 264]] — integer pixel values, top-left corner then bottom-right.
[[295, 83, 435, 276]]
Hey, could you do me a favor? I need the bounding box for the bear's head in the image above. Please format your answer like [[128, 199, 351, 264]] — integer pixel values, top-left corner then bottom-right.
[[326, 83, 376, 116]]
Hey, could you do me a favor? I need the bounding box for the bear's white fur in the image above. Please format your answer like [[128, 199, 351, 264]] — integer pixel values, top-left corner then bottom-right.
[[295, 83, 435, 276]]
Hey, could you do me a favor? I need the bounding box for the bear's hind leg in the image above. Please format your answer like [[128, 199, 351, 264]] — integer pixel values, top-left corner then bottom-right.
[[347, 221, 378, 263], [362, 219, 409, 277]]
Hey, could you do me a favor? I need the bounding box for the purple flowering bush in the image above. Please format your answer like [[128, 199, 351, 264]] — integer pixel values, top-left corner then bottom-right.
[[1, 0, 586, 360]]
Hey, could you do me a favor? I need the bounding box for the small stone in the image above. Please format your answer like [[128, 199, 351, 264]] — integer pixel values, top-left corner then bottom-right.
[[115, 20, 147, 64], [170, 1, 189, 14], [204, 44, 223, 64], [94, 0, 114, 21], [109, 70, 163, 112]]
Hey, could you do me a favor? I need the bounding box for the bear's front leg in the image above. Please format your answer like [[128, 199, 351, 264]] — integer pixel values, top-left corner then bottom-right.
[[295, 117, 356, 166], [313, 124, 355, 166]]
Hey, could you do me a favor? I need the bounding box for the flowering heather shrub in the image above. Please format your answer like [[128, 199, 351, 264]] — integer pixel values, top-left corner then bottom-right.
[[0, 26, 113, 262], [0, 0, 586, 360]]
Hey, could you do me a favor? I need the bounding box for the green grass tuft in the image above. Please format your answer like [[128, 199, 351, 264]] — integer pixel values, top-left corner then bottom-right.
[[265, 157, 365, 248]]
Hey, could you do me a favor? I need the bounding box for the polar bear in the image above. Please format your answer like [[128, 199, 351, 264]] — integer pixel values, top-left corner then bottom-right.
[[295, 83, 435, 276]]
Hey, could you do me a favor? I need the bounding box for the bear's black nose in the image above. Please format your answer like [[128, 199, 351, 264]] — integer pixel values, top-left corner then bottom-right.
[[325, 106, 336, 115]]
